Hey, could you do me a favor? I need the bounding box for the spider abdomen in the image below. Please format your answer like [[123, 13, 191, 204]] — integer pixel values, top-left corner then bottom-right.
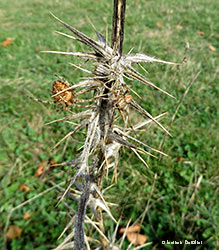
[[52, 80, 72, 103]]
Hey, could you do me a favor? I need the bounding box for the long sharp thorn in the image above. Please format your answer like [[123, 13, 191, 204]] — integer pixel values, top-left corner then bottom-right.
[[69, 63, 92, 74], [50, 12, 108, 57], [41, 50, 97, 60], [45, 110, 92, 125], [130, 100, 172, 136], [131, 148, 149, 168], [51, 123, 85, 150], [132, 112, 167, 130], [126, 66, 175, 99], [56, 169, 82, 207], [55, 30, 78, 40], [115, 128, 168, 156]]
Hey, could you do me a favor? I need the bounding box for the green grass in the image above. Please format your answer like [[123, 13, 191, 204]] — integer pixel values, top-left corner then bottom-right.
[[0, 0, 218, 249]]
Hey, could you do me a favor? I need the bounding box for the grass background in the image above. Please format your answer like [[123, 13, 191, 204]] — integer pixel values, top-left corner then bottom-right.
[[0, 0, 218, 249]]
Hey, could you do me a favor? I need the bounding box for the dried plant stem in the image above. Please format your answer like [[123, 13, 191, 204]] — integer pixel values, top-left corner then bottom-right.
[[94, 147, 108, 249], [159, 70, 201, 161], [74, 177, 91, 250], [92, 1, 127, 248], [112, 0, 126, 54], [40, 0, 179, 247]]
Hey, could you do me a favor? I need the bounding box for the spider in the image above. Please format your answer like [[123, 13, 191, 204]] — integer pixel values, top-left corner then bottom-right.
[[114, 94, 133, 107], [29, 80, 95, 110], [113, 93, 134, 129]]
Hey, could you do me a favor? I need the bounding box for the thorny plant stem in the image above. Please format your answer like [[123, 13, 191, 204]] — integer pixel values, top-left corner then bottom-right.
[[112, 0, 126, 55], [41, 0, 178, 247], [94, 146, 108, 249], [94, 1, 126, 249], [74, 177, 91, 250]]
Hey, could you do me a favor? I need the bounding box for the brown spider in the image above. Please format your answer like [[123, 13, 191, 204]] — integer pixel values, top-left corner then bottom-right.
[[52, 80, 72, 104], [113, 93, 134, 129], [29, 80, 95, 110], [113, 94, 132, 108]]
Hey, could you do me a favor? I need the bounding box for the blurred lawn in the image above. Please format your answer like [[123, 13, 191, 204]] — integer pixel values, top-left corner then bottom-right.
[[0, 0, 218, 249]]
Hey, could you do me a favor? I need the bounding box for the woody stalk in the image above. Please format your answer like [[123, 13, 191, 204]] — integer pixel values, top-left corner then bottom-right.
[[42, 0, 177, 249]]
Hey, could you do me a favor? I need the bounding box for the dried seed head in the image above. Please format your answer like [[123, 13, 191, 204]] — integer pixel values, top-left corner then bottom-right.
[[52, 80, 72, 103]]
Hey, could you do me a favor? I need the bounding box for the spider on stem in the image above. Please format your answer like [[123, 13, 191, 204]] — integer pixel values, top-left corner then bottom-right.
[[29, 78, 96, 110]]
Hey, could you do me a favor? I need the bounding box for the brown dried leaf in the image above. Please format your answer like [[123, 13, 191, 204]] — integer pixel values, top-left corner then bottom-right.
[[34, 161, 47, 176], [156, 22, 162, 28], [197, 31, 204, 36], [2, 37, 13, 46], [126, 232, 147, 246], [2, 22, 12, 27], [209, 44, 216, 51], [23, 212, 31, 220], [177, 157, 184, 162], [19, 184, 30, 192], [7, 225, 22, 240], [119, 223, 140, 234]]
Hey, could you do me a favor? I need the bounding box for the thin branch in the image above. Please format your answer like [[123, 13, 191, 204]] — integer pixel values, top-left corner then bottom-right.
[[159, 70, 201, 161]]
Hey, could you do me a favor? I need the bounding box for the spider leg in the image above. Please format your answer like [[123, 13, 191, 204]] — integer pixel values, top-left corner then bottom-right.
[[54, 74, 69, 85], [56, 102, 70, 112], [76, 98, 95, 104], [124, 107, 137, 135], [118, 108, 128, 128], [27, 96, 55, 105], [73, 103, 94, 108], [74, 85, 99, 96]]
